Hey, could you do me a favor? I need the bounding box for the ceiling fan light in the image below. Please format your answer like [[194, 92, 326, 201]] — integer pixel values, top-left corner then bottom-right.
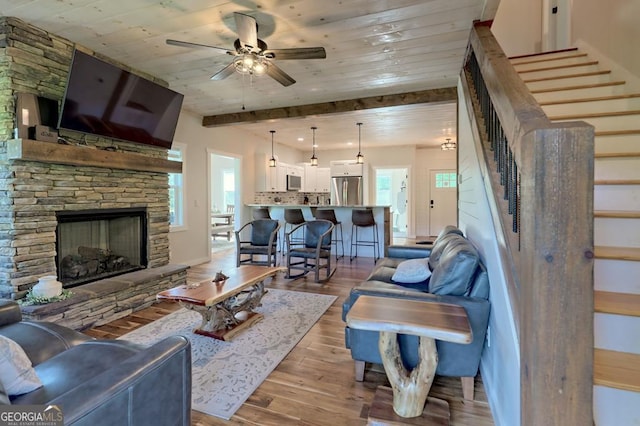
[[253, 58, 267, 75], [242, 54, 254, 68]]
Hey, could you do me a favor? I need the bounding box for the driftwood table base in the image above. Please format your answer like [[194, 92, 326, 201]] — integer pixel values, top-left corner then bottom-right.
[[379, 331, 438, 418], [180, 281, 266, 341]]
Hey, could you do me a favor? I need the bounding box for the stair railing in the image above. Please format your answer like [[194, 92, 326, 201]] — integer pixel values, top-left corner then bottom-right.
[[461, 22, 595, 426]]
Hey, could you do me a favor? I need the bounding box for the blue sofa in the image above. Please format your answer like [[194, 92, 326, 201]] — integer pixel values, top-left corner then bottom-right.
[[342, 226, 490, 400]]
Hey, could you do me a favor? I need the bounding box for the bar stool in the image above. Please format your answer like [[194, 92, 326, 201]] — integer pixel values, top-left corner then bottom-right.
[[314, 209, 344, 260], [350, 209, 379, 263], [282, 208, 306, 252], [252, 207, 271, 220]]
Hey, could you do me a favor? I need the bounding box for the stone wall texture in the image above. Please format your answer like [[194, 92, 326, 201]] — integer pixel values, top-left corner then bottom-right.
[[0, 17, 175, 299]]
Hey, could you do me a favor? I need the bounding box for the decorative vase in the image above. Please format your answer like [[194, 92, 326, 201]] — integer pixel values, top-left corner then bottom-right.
[[32, 275, 62, 299]]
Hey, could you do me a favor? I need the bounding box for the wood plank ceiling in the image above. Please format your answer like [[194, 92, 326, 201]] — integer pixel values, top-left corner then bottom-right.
[[0, 0, 499, 150]]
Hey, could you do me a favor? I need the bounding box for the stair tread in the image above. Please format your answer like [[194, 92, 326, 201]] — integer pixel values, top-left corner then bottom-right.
[[509, 49, 581, 64], [523, 70, 610, 83], [595, 291, 640, 317], [594, 210, 640, 218], [594, 349, 640, 392], [594, 246, 640, 261], [549, 110, 640, 121], [531, 81, 626, 94], [595, 179, 640, 185], [595, 152, 640, 159], [517, 61, 600, 74], [595, 129, 640, 137], [539, 93, 640, 106]]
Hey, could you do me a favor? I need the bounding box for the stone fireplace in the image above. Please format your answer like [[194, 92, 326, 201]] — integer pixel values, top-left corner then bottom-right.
[[0, 17, 188, 330], [56, 208, 148, 288]]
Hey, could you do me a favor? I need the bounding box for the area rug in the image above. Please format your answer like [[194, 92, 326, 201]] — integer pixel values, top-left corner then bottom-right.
[[211, 238, 235, 254], [119, 288, 337, 420]]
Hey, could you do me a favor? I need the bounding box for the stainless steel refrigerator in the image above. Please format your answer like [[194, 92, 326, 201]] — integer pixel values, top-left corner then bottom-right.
[[331, 176, 363, 205]]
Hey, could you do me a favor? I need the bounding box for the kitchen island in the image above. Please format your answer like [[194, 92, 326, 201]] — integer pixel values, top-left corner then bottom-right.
[[246, 204, 391, 258]]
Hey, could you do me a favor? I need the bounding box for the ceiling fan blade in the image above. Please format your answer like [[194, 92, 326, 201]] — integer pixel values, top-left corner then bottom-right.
[[211, 63, 236, 81], [266, 63, 296, 87], [234, 12, 258, 50], [264, 47, 327, 60], [166, 39, 231, 53]]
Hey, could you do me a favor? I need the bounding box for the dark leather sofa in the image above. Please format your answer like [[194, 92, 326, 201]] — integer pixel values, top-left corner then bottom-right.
[[342, 226, 490, 400], [0, 300, 191, 425]]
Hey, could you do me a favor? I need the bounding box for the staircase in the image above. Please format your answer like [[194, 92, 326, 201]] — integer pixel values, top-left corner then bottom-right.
[[510, 49, 640, 425]]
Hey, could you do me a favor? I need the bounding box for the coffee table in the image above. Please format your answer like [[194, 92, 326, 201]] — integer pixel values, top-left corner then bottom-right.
[[157, 265, 283, 341]]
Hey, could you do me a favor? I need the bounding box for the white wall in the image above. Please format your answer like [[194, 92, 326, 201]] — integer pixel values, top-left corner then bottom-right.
[[169, 110, 303, 265], [491, 0, 543, 56], [572, 0, 640, 90], [457, 79, 520, 426]]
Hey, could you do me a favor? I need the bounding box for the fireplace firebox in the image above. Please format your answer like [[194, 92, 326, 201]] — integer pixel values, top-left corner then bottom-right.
[[55, 208, 148, 288]]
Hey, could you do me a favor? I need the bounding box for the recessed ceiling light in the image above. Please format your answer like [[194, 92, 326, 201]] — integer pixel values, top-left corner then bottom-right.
[[297, 137, 304, 142], [347, 142, 353, 146]]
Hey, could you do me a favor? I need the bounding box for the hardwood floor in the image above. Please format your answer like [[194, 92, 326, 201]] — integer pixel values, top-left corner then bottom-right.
[[86, 248, 494, 425]]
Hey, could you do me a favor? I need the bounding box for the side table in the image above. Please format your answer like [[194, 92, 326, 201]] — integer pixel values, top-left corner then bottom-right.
[[346, 295, 472, 424]]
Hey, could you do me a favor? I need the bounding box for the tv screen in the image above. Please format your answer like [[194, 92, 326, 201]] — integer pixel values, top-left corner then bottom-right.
[[58, 49, 184, 149]]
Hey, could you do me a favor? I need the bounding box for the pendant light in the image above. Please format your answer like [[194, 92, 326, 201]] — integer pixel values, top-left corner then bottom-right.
[[441, 137, 457, 151], [355, 122, 364, 164], [310, 126, 318, 166], [268, 130, 277, 167]]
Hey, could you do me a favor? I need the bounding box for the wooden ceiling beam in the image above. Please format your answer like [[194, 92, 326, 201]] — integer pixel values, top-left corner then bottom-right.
[[201, 87, 457, 127]]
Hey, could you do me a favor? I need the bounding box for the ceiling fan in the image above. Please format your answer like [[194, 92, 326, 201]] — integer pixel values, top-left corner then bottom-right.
[[166, 12, 326, 87]]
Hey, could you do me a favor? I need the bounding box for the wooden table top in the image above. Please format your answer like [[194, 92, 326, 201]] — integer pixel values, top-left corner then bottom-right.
[[346, 295, 472, 344], [157, 265, 283, 306]]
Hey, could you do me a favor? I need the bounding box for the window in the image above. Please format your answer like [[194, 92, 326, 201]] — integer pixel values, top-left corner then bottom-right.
[[168, 144, 186, 230], [435, 172, 457, 188]]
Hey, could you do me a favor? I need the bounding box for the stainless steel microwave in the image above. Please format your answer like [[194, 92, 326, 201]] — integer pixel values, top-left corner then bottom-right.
[[286, 174, 302, 191]]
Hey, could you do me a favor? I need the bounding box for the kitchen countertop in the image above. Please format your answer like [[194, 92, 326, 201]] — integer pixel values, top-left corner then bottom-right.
[[246, 204, 391, 208]]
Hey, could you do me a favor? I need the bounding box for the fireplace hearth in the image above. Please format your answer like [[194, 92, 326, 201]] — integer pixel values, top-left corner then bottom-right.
[[56, 208, 148, 288]]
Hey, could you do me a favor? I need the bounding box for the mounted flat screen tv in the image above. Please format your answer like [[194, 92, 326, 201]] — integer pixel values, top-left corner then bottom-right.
[[58, 49, 184, 149]]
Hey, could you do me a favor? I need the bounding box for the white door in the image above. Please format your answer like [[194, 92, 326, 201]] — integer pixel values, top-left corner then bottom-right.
[[429, 170, 457, 237]]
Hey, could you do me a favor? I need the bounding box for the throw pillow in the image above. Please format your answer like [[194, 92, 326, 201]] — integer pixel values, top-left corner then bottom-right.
[[391, 258, 432, 284], [0, 335, 43, 396]]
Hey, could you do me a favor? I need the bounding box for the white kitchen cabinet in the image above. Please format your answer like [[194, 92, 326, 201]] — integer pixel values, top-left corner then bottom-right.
[[286, 164, 303, 177], [304, 164, 330, 193], [316, 167, 331, 192], [330, 160, 363, 177], [256, 153, 286, 192]]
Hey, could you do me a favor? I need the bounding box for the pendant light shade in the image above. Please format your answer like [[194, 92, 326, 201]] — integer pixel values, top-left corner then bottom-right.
[[355, 122, 364, 164], [269, 130, 277, 167], [310, 126, 318, 166]]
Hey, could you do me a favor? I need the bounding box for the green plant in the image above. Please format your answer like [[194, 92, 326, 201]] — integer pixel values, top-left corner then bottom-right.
[[19, 289, 74, 306]]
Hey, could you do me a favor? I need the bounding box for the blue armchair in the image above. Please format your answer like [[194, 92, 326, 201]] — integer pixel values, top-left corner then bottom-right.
[[235, 219, 280, 267]]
